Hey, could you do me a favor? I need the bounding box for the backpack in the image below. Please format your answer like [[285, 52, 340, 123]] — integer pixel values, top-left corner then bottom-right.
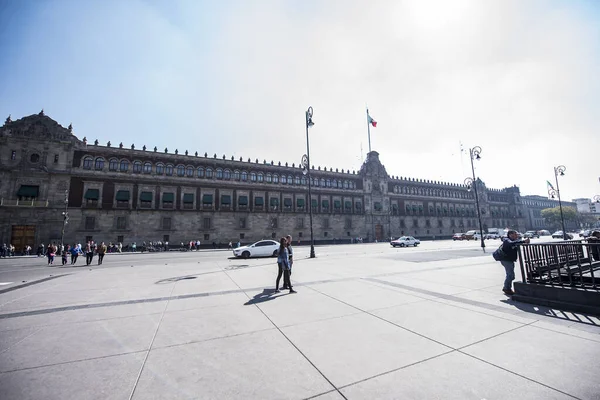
[[492, 244, 507, 261]]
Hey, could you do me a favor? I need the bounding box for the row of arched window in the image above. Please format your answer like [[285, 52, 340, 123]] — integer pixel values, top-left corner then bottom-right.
[[393, 185, 473, 199], [81, 156, 358, 189]]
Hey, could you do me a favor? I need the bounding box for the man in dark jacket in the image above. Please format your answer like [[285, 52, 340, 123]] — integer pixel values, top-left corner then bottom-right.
[[499, 230, 530, 295]]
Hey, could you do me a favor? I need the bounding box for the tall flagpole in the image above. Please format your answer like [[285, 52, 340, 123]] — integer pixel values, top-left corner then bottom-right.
[[366, 108, 372, 153]]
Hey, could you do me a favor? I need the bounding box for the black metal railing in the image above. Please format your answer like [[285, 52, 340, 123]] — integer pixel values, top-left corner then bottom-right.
[[518, 240, 600, 289]]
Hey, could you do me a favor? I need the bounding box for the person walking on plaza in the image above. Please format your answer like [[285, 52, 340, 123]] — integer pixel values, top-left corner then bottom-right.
[[61, 245, 68, 265], [70, 244, 80, 265], [275, 237, 295, 294], [493, 230, 529, 295], [85, 241, 94, 266], [46, 243, 55, 265], [282, 235, 294, 290], [97, 242, 107, 265]]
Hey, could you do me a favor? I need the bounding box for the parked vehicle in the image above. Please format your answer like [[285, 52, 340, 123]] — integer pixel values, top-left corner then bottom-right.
[[452, 233, 465, 241], [579, 230, 592, 238], [551, 231, 574, 239], [391, 236, 420, 247], [537, 230, 551, 236], [464, 230, 482, 240], [524, 231, 539, 239], [485, 233, 500, 240], [232, 240, 279, 258]]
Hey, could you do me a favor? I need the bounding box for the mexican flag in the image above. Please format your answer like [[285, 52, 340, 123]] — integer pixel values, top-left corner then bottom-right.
[[367, 113, 377, 127]]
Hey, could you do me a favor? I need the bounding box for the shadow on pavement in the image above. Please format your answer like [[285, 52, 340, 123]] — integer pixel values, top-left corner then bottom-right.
[[501, 299, 599, 326], [244, 288, 284, 305]]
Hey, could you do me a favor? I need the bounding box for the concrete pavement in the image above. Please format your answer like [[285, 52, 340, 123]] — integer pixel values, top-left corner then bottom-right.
[[0, 241, 599, 399]]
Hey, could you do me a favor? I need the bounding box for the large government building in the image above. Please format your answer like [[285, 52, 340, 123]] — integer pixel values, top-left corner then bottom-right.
[[0, 112, 576, 250]]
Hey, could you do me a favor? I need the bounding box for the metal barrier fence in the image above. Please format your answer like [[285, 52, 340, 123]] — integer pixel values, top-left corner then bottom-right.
[[518, 241, 600, 290]]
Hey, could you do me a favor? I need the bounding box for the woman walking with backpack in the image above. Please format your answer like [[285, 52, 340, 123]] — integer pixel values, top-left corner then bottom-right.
[[275, 237, 296, 294]]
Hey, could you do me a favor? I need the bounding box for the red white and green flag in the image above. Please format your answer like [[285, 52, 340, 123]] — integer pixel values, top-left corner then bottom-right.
[[367, 112, 377, 127]]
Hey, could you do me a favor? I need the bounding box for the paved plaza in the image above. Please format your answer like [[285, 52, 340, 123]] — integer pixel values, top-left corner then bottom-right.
[[0, 240, 599, 399]]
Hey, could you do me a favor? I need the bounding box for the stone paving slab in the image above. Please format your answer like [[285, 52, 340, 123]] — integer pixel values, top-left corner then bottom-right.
[[281, 312, 450, 387], [372, 299, 527, 348], [0, 313, 161, 372], [341, 351, 574, 400], [462, 325, 600, 399], [132, 329, 334, 400], [0, 352, 145, 400]]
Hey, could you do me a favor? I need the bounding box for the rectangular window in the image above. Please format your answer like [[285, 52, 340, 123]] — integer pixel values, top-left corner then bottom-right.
[[203, 217, 211, 229], [298, 232, 303, 238], [17, 185, 39, 200], [239, 233, 245, 239], [323, 218, 330, 229], [344, 218, 352, 229], [438, 219, 443, 228], [54, 154, 59, 163], [85, 235, 93, 243], [204, 233, 210, 241], [117, 216, 127, 230], [426, 220, 431, 228], [238, 195, 248, 209], [117, 235, 124, 243], [115, 190, 130, 208], [183, 193, 194, 209], [84, 188, 99, 207], [140, 191, 153, 208], [296, 217, 304, 229], [163, 234, 170, 243], [11, 150, 16, 160], [85, 216, 95, 230], [162, 192, 174, 209], [163, 217, 172, 230], [296, 198, 305, 209], [202, 194, 213, 207], [400, 220, 406, 228], [270, 217, 278, 229], [239, 217, 246, 229], [254, 196, 264, 207], [324, 231, 329, 237]]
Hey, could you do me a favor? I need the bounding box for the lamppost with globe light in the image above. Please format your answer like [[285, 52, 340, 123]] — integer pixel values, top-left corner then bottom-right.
[[301, 106, 316, 258], [548, 165, 567, 240], [60, 189, 69, 249], [464, 146, 485, 253]]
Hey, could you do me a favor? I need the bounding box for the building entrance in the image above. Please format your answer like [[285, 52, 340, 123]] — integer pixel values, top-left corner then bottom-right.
[[11, 225, 36, 252], [375, 224, 384, 241]]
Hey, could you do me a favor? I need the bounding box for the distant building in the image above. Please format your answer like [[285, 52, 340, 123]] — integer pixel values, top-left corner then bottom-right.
[[1, 113, 563, 250], [573, 198, 591, 213], [521, 195, 578, 231]]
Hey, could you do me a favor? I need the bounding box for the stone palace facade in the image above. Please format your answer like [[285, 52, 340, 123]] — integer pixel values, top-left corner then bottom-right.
[[0, 113, 562, 250]]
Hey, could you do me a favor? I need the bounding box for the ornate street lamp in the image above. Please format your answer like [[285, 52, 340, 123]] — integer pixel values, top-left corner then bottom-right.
[[60, 189, 69, 249], [548, 165, 567, 240], [302, 106, 316, 258], [464, 145, 485, 253]]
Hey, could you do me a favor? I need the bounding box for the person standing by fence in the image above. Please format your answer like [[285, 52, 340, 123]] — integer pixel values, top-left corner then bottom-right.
[[493, 230, 530, 295]]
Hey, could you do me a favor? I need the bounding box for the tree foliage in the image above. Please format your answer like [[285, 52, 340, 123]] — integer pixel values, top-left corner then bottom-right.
[[541, 206, 578, 228]]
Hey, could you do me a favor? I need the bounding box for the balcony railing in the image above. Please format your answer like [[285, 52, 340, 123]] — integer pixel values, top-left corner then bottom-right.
[[0, 199, 49, 207]]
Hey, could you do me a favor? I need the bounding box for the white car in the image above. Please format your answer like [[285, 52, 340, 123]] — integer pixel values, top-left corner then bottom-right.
[[390, 236, 420, 247], [233, 240, 280, 258]]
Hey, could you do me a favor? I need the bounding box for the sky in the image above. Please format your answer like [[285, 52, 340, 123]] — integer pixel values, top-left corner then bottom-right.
[[1, 0, 599, 200]]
